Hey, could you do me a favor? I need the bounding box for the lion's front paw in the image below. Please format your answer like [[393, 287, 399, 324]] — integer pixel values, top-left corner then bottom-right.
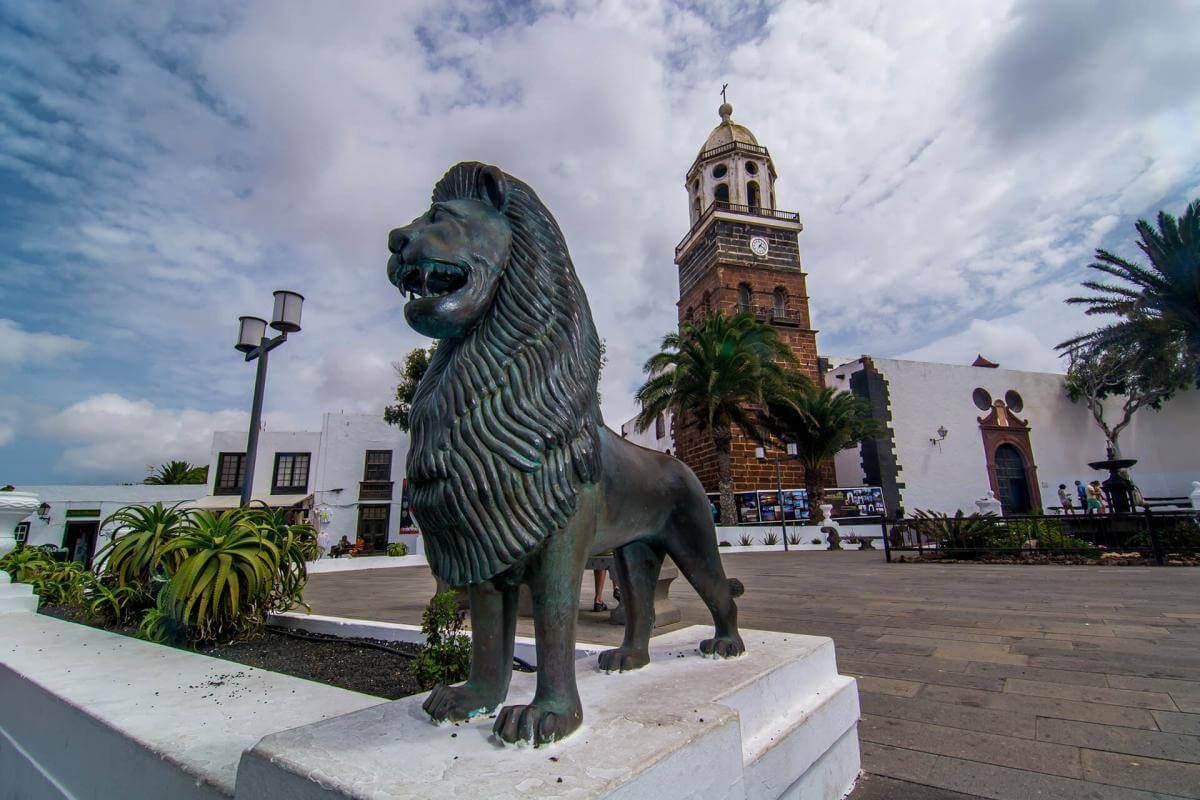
[[598, 646, 650, 673], [423, 683, 502, 723], [493, 701, 582, 746], [700, 634, 745, 658]]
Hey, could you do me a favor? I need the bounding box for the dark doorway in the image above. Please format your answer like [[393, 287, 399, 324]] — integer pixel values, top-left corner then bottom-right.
[[747, 181, 760, 209], [62, 521, 100, 568], [994, 444, 1032, 514], [356, 504, 390, 553]]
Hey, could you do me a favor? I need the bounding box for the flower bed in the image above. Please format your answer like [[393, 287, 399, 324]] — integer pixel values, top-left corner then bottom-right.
[[38, 602, 424, 699]]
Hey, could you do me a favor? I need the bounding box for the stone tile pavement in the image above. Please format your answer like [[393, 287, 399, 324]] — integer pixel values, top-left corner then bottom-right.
[[303, 550, 1200, 799]]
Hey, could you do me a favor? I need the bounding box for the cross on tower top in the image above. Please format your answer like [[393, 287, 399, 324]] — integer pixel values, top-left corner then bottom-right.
[[720, 83, 728, 104]]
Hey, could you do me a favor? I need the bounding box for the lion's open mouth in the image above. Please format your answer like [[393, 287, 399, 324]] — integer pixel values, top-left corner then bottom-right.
[[398, 259, 469, 298]]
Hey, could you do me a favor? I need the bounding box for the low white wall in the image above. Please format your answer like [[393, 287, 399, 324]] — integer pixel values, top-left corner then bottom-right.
[[0, 613, 384, 799], [268, 612, 605, 667], [714, 524, 882, 548], [307, 553, 428, 574]]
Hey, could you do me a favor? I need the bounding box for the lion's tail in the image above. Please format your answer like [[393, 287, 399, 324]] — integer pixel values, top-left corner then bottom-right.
[[728, 578, 745, 598]]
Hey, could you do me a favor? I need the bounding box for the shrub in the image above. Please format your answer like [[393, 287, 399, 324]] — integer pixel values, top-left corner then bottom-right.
[[738, 534, 754, 546], [387, 542, 409, 557], [811, 538, 822, 545], [247, 505, 316, 613], [95, 503, 191, 590], [413, 591, 471, 690], [787, 532, 802, 545], [718, 541, 731, 547], [157, 509, 281, 642], [88, 580, 152, 626], [911, 509, 999, 558], [0, 545, 54, 582], [30, 561, 95, 606], [762, 532, 780, 546]]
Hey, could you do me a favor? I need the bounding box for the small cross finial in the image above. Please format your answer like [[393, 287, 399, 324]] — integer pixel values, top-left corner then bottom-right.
[[720, 83, 728, 104]]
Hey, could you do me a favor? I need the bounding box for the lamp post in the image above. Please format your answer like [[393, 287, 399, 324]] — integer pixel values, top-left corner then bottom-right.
[[235, 290, 304, 508], [755, 442, 798, 552]]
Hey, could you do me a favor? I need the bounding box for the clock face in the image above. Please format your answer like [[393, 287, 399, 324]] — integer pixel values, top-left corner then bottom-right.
[[750, 236, 769, 257]]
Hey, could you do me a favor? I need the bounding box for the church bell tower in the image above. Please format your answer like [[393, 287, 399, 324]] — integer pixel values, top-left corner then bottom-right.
[[673, 101, 822, 496]]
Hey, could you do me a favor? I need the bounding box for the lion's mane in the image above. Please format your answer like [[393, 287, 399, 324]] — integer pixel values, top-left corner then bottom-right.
[[406, 162, 603, 586]]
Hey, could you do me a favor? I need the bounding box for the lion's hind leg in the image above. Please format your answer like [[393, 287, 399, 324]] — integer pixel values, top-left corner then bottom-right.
[[598, 540, 664, 673], [662, 500, 745, 659]]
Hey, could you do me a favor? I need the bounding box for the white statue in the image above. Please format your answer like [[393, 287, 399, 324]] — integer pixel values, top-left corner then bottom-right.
[[818, 503, 842, 550], [976, 490, 1002, 516], [1190, 481, 1200, 511]]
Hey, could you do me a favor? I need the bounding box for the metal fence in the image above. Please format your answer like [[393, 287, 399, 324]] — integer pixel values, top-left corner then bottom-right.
[[879, 510, 1200, 565]]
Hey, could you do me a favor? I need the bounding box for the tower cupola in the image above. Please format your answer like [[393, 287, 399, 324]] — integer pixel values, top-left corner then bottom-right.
[[685, 102, 778, 224]]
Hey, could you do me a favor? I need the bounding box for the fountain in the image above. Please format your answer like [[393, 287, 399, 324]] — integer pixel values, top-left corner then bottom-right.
[[1087, 448, 1139, 513]]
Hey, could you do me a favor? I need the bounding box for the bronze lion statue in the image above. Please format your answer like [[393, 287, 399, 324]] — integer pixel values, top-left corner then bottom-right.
[[386, 161, 744, 746]]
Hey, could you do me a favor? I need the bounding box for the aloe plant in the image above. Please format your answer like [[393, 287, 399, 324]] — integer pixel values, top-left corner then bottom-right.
[[95, 503, 191, 590], [159, 509, 280, 641]]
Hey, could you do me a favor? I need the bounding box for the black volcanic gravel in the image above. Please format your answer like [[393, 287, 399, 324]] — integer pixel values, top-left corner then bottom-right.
[[38, 604, 422, 699]]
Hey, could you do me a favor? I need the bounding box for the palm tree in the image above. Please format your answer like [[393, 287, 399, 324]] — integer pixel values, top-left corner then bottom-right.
[[1057, 198, 1200, 381], [144, 461, 209, 485], [764, 386, 881, 510], [635, 311, 805, 525]]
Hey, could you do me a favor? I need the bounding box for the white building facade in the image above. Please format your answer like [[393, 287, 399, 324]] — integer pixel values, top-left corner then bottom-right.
[[828, 356, 1200, 516], [200, 412, 411, 553], [14, 484, 207, 565]]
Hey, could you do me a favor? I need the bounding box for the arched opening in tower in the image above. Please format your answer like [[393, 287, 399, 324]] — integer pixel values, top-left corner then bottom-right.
[[747, 181, 761, 209], [714, 182, 729, 204]]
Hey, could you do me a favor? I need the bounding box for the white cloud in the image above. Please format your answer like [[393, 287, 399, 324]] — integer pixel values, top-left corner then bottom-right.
[[35, 393, 300, 481], [2, 0, 1198, 479], [0, 319, 85, 370]]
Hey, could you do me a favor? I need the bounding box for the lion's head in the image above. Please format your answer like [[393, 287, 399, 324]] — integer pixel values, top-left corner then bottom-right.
[[387, 164, 512, 340], [387, 162, 603, 586]]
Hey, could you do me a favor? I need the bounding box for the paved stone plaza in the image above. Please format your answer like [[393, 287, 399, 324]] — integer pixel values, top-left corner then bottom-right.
[[304, 551, 1200, 799]]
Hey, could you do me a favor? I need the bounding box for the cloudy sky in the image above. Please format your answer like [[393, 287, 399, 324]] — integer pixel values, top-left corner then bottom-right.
[[2, 0, 1198, 484]]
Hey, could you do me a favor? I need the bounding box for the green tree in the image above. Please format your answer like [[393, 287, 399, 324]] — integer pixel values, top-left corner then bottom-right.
[[144, 461, 208, 485], [1058, 199, 1200, 382], [1064, 338, 1189, 458], [384, 343, 437, 431], [764, 386, 880, 508], [635, 312, 803, 525]]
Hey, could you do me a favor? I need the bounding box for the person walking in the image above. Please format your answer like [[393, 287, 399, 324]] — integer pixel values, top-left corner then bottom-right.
[[1057, 483, 1074, 514], [1085, 480, 1105, 514], [1075, 480, 1088, 512]]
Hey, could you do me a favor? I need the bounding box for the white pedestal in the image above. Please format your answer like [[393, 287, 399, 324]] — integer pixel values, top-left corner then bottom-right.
[[235, 626, 860, 800], [0, 572, 38, 614]]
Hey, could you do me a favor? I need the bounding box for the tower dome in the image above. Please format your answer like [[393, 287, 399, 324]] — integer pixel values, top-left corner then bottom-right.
[[700, 103, 760, 153], [685, 100, 777, 224]]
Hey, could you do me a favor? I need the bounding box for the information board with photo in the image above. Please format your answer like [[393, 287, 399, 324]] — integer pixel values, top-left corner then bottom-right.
[[825, 487, 886, 518]]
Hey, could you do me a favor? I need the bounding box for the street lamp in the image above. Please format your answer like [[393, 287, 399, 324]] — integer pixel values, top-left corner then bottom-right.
[[755, 442, 799, 552], [234, 290, 304, 507]]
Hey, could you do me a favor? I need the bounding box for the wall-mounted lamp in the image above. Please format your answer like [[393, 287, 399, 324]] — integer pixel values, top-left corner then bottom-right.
[[929, 426, 948, 447], [36, 502, 51, 521]]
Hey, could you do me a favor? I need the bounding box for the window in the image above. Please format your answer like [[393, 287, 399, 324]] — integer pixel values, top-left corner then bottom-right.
[[714, 183, 729, 203], [364, 450, 393, 482], [272, 452, 311, 494], [215, 452, 246, 495], [655, 413, 666, 440], [747, 181, 760, 209], [14, 521, 29, 544], [972, 388, 993, 411], [701, 291, 712, 316], [745, 161, 758, 175], [712, 164, 727, 179], [773, 287, 787, 316], [692, 196, 701, 221], [737, 283, 752, 313], [1004, 390, 1024, 413]]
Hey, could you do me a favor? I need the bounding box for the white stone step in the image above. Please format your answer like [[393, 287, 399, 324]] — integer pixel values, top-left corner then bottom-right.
[[235, 626, 861, 800], [0, 581, 38, 614]]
